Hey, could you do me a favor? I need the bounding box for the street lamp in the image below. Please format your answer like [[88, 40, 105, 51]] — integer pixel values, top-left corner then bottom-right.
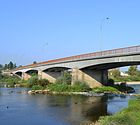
[[100, 17, 109, 51]]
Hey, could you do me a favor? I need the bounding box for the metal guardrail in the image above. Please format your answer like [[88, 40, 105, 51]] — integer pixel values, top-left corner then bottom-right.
[[13, 45, 140, 71]]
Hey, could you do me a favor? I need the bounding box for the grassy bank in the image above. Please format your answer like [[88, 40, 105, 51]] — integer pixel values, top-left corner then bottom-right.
[[95, 97, 140, 125], [92, 86, 120, 94], [0, 73, 135, 94], [32, 81, 91, 92], [0, 75, 20, 87]]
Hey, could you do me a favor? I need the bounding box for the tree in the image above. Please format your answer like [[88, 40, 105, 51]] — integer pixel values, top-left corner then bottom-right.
[[1, 62, 17, 70], [0, 70, 3, 79], [128, 65, 138, 76], [62, 71, 72, 84], [0, 64, 3, 69], [33, 61, 37, 64], [109, 68, 120, 78], [8, 61, 14, 70], [4, 64, 8, 70], [56, 71, 72, 85], [13, 63, 17, 68], [18, 65, 22, 68]]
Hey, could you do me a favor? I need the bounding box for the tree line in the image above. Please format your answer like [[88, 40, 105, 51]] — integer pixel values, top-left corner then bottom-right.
[[0, 61, 17, 71], [109, 65, 140, 82]]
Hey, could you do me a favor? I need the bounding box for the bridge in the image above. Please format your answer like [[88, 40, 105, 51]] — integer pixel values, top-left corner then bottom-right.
[[12, 45, 140, 88]]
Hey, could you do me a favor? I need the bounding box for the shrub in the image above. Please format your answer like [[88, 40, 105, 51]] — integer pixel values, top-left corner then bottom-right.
[[20, 83, 31, 88], [27, 76, 51, 88], [31, 85, 44, 90], [47, 81, 90, 92], [0, 75, 20, 87], [55, 71, 72, 85], [62, 71, 72, 85], [92, 86, 119, 93], [98, 97, 140, 125], [47, 83, 69, 92], [72, 81, 91, 92], [55, 77, 64, 84], [27, 76, 38, 86], [107, 79, 115, 86], [112, 84, 135, 93], [38, 79, 49, 87], [99, 114, 134, 125]]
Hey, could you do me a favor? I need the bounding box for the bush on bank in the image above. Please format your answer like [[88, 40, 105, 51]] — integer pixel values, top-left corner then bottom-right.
[[98, 97, 140, 125], [92, 86, 120, 93], [109, 75, 140, 82], [47, 81, 90, 92], [31, 85, 44, 90], [30, 71, 71, 90], [0, 75, 20, 87], [106, 79, 135, 93], [27, 76, 50, 90], [55, 71, 72, 85], [112, 84, 135, 93], [0, 73, 135, 94]]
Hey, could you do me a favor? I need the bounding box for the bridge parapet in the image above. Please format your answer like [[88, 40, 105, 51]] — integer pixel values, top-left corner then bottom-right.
[[12, 45, 140, 71]]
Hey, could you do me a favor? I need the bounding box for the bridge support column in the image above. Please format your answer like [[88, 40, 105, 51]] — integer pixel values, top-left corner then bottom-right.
[[22, 72, 31, 80], [72, 68, 108, 88], [101, 70, 108, 85], [38, 70, 57, 83], [38, 70, 42, 79]]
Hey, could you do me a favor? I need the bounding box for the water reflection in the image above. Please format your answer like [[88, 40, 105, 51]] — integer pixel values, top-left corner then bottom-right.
[[25, 95, 108, 124], [0, 85, 140, 125]]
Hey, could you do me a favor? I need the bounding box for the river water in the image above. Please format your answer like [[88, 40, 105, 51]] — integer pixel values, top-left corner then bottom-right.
[[0, 84, 140, 125]]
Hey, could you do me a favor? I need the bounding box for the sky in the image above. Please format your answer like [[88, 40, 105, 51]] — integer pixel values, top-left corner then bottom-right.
[[0, 0, 140, 66]]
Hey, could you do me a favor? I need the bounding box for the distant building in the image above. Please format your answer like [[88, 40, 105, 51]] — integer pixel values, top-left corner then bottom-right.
[[120, 71, 129, 77], [1, 70, 12, 76]]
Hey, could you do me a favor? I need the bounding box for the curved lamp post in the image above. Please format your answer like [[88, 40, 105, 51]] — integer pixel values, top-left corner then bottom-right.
[[100, 17, 110, 51]]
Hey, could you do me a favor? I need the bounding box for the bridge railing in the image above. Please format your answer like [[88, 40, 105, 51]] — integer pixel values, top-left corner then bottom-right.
[[13, 45, 140, 71], [69, 45, 140, 61]]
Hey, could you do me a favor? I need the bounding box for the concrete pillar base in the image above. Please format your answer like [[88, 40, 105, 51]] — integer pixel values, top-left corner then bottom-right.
[[38, 70, 57, 83], [72, 68, 108, 88], [22, 72, 31, 80]]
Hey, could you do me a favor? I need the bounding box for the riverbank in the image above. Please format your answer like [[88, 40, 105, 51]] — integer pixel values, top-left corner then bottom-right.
[[115, 81, 140, 85], [1, 86, 140, 125], [90, 97, 140, 125], [28, 84, 135, 96], [127, 81, 140, 85], [28, 90, 105, 96]]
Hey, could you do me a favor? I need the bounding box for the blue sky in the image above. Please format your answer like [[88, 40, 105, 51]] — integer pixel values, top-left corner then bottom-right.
[[0, 0, 140, 66]]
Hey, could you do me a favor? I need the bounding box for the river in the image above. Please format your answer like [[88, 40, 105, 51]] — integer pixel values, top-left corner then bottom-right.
[[0, 84, 140, 125]]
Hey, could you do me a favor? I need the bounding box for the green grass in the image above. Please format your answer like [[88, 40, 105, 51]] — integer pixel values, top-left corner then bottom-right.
[[112, 84, 135, 93], [31, 85, 44, 90], [109, 75, 140, 82], [92, 86, 120, 93], [47, 81, 90, 92], [98, 97, 140, 125], [0, 75, 20, 87], [47, 84, 69, 92]]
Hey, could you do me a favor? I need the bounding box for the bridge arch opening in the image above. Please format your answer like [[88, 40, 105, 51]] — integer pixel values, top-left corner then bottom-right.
[[42, 67, 71, 79], [14, 71, 22, 78], [25, 69, 38, 76], [80, 61, 140, 71], [43, 67, 70, 72], [78, 61, 140, 86]]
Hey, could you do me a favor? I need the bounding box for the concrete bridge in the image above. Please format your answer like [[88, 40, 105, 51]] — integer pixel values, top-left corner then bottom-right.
[[12, 45, 140, 88]]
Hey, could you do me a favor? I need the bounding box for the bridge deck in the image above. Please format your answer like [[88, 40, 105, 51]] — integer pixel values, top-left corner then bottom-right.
[[13, 45, 140, 71]]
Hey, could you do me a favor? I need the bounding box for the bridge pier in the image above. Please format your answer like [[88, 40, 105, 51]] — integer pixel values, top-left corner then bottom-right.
[[38, 70, 65, 83], [22, 72, 31, 80], [72, 68, 108, 88], [38, 70, 56, 83]]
